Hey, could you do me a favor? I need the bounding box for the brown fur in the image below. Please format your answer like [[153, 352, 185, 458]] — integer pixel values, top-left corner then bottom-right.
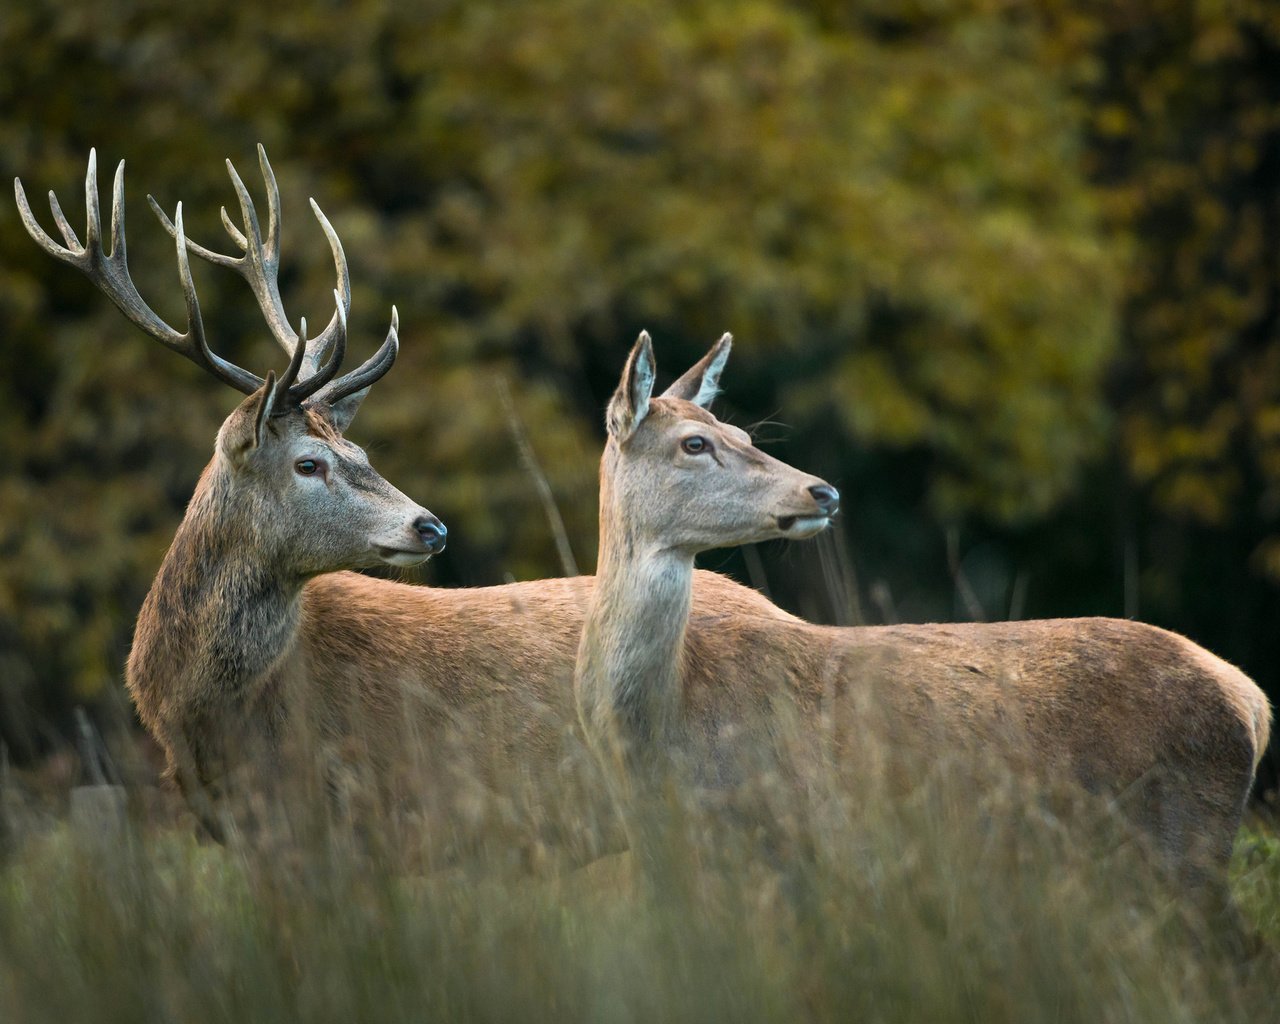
[[130, 540, 798, 820], [285, 573, 1267, 880]]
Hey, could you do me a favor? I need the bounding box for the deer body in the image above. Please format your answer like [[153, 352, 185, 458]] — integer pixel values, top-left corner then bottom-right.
[[294, 569, 795, 775], [135, 542, 801, 821], [576, 333, 1271, 882]]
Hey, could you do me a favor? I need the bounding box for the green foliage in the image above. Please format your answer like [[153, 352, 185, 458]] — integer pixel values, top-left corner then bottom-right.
[[1056, 5, 1280, 539], [1232, 817, 1280, 949], [404, 0, 1118, 521]]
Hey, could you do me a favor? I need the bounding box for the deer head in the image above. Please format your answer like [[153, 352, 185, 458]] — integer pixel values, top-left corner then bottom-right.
[[603, 331, 839, 556], [15, 149, 445, 574]]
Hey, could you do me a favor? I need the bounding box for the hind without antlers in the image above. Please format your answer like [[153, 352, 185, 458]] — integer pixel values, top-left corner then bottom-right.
[[576, 331, 840, 770], [577, 331, 1270, 903]]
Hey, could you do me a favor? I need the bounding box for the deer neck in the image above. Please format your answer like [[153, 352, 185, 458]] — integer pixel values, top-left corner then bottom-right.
[[577, 475, 694, 754], [129, 462, 303, 707]]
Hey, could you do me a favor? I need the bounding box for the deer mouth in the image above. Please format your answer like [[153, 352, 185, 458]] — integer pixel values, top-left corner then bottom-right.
[[776, 514, 833, 538], [377, 546, 434, 567]]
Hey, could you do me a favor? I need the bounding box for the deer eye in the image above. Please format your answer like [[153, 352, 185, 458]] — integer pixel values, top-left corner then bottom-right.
[[681, 436, 711, 455], [295, 458, 320, 476]]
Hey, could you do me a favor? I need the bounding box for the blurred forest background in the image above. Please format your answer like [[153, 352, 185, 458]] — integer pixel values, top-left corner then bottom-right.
[[1, 0, 1277, 797]]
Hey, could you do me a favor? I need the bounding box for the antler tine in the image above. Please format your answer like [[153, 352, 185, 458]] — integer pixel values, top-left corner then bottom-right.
[[15, 151, 263, 396], [48, 188, 81, 250], [288, 291, 348, 404], [110, 158, 128, 264], [83, 150, 102, 253], [226, 155, 302, 359], [173, 204, 265, 395], [278, 316, 308, 394], [219, 206, 249, 252], [259, 144, 282, 268], [16, 179, 78, 261], [305, 197, 354, 372], [148, 196, 239, 269], [316, 305, 400, 407]]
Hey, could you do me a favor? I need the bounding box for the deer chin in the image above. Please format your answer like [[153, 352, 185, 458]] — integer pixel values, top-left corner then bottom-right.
[[775, 514, 833, 539], [376, 546, 434, 567]]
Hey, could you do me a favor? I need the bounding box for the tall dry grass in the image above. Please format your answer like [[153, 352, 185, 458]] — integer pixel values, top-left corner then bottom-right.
[[1, 690, 1275, 1024], [2, 529, 1276, 1021]]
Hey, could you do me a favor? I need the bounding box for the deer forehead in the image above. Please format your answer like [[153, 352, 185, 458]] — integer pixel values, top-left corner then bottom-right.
[[298, 434, 370, 466], [268, 409, 367, 465], [649, 396, 715, 423], [302, 406, 345, 442], [645, 398, 751, 445]]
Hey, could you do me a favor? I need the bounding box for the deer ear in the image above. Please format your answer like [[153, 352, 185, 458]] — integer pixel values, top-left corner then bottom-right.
[[661, 333, 732, 408], [325, 388, 367, 434], [218, 372, 279, 463], [606, 331, 656, 441], [254, 370, 283, 449]]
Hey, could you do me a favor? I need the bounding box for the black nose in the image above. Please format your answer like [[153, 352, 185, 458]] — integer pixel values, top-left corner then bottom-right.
[[414, 514, 447, 554], [808, 484, 840, 516]]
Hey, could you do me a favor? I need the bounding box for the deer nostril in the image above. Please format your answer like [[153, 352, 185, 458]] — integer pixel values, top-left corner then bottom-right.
[[809, 484, 840, 515], [414, 514, 447, 554]]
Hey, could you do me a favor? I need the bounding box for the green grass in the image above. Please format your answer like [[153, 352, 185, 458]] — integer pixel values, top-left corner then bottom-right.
[[1, 750, 1276, 1024], [1231, 815, 1280, 949]]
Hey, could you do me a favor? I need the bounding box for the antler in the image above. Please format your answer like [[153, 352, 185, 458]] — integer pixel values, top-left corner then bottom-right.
[[14, 150, 264, 395], [148, 144, 398, 407]]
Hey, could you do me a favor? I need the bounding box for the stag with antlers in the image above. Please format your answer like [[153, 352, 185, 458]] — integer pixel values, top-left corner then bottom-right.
[[17, 150, 446, 835]]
